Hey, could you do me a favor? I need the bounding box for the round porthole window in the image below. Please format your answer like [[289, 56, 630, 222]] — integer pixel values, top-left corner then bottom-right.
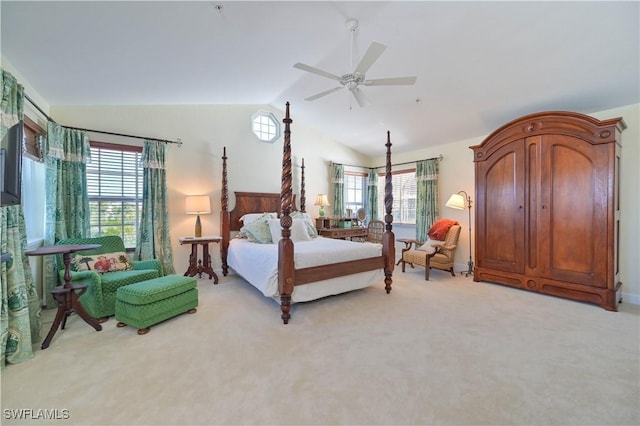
[[251, 111, 281, 143]]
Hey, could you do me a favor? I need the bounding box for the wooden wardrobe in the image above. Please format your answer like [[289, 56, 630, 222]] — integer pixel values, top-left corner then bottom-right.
[[471, 111, 625, 311]]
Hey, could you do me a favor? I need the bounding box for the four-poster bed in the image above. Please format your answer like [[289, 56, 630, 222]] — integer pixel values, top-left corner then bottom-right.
[[220, 102, 395, 323]]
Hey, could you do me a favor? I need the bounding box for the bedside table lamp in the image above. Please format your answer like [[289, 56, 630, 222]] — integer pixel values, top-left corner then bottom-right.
[[314, 194, 330, 217], [185, 195, 211, 237]]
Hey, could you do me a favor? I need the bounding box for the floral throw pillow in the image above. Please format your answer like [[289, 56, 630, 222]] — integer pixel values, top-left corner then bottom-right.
[[72, 252, 132, 273], [240, 218, 273, 244]]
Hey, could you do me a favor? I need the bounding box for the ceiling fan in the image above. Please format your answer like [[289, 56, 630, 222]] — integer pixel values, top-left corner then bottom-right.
[[293, 18, 417, 107]]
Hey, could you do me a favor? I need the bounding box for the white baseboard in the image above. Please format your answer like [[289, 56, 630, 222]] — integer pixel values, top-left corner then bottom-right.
[[621, 292, 640, 306]]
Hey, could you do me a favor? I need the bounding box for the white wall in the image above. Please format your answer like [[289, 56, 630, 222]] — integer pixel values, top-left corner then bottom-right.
[[375, 103, 640, 304], [50, 104, 371, 275]]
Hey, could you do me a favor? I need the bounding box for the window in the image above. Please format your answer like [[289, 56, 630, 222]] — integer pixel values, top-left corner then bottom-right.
[[86, 142, 143, 248], [22, 117, 46, 242], [377, 169, 416, 224], [344, 172, 366, 215], [21, 157, 46, 242], [251, 111, 280, 143]]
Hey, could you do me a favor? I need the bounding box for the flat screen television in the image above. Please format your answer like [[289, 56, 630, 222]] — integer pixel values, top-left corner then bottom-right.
[[0, 121, 23, 206]]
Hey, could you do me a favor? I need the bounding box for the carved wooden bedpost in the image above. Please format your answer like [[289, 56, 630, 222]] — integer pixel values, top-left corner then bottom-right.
[[279, 102, 295, 324], [382, 131, 395, 293], [300, 158, 306, 213], [221, 147, 230, 276]]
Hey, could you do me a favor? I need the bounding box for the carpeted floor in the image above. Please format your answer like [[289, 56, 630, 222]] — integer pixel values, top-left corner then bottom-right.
[[2, 267, 639, 426]]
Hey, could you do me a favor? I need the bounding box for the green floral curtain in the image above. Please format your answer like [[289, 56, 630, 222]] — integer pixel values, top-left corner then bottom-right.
[[42, 122, 91, 306], [134, 140, 174, 275], [331, 163, 344, 217], [366, 168, 378, 222], [416, 159, 439, 242], [0, 69, 41, 368]]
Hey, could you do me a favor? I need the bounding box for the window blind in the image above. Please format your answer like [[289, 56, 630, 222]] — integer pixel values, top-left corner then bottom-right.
[[87, 143, 143, 247], [377, 170, 417, 224]]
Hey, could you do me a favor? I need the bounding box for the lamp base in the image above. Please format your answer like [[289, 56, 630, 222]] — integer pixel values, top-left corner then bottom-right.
[[318, 206, 326, 218], [463, 259, 474, 277], [195, 215, 202, 238]]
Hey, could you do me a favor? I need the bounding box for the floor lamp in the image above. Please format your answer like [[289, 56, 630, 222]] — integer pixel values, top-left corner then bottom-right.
[[445, 190, 474, 277]]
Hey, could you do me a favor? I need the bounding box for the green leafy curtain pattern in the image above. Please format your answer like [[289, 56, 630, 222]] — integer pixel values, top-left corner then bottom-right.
[[42, 122, 91, 306], [1, 69, 41, 368], [134, 140, 174, 275], [366, 168, 378, 222], [415, 159, 439, 243], [331, 163, 344, 217]]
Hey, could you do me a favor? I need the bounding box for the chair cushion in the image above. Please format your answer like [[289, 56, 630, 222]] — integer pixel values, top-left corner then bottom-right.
[[402, 249, 429, 267], [117, 275, 197, 305], [101, 269, 160, 293]]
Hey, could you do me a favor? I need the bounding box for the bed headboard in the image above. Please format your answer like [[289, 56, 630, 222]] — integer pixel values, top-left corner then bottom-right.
[[228, 191, 298, 232]]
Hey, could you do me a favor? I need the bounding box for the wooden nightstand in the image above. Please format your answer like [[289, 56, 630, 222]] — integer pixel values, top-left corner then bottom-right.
[[179, 236, 222, 283]]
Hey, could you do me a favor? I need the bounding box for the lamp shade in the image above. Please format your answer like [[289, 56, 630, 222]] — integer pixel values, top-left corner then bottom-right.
[[185, 195, 211, 214], [314, 194, 330, 207], [445, 193, 465, 210]]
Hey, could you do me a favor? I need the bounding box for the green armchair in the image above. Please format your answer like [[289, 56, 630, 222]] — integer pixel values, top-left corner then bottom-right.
[[55, 236, 163, 321]]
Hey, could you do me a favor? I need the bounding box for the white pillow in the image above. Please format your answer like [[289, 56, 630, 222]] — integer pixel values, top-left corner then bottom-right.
[[417, 238, 445, 255], [240, 212, 277, 225], [290, 211, 318, 238], [268, 219, 312, 243]]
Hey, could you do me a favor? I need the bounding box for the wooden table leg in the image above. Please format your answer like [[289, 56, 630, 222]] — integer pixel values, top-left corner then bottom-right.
[[70, 285, 102, 331], [41, 285, 102, 350], [201, 243, 218, 284], [41, 288, 70, 350], [184, 243, 199, 277]]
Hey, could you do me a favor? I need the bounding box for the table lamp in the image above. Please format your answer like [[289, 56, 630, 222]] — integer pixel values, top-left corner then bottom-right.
[[185, 195, 211, 237], [314, 194, 330, 217]]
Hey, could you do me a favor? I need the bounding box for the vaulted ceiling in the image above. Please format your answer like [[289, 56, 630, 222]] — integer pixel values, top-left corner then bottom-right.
[[2, 1, 638, 156]]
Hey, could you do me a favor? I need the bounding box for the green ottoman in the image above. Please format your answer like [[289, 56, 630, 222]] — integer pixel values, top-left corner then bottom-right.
[[115, 275, 198, 335]]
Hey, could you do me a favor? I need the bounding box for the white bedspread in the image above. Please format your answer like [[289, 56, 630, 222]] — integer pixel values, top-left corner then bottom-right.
[[227, 237, 385, 302]]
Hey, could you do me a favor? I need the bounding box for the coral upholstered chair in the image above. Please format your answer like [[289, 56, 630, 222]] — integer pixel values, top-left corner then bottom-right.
[[401, 220, 461, 280]]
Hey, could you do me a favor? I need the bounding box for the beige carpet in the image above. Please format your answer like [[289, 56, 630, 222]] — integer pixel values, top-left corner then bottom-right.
[[2, 267, 639, 426]]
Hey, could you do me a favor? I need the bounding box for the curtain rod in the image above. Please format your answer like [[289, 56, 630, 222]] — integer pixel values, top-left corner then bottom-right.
[[333, 154, 443, 170], [24, 94, 183, 146]]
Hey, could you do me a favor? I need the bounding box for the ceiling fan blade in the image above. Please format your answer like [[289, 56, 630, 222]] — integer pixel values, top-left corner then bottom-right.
[[363, 76, 417, 86], [304, 86, 344, 101], [354, 42, 387, 75], [350, 87, 368, 108], [293, 63, 342, 81]]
